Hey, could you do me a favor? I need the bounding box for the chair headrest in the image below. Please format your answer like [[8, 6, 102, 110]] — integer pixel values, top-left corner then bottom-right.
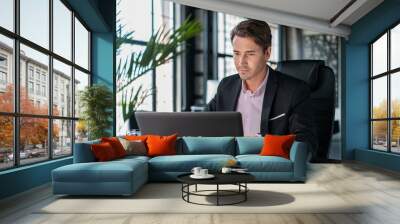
[[276, 60, 324, 90]]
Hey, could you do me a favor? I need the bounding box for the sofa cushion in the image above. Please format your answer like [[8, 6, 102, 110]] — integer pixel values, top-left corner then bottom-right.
[[118, 138, 147, 156], [148, 154, 235, 172], [101, 137, 127, 158], [91, 142, 118, 161], [53, 158, 147, 183], [181, 137, 235, 155], [236, 137, 263, 155], [236, 155, 293, 172], [260, 134, 296, 159], [147, 134, 177, 157]]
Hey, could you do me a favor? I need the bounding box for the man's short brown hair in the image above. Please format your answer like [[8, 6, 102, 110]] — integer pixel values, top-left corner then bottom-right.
[[230, 19, 272, 50]]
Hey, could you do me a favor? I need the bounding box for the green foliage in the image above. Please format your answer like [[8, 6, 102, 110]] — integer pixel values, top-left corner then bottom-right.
[[121, 85, 153, 121], [79, 84, 113, 140], [116, 17, 202, 93], [116, 8, 202, 121]]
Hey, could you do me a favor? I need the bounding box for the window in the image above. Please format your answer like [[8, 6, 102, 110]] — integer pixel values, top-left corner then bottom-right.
[[28, 81, 34, 93], [20, 0, 49, 49], [0, 54, 8, 90], [74, 69, 89, 119], [0, 71, 6, 85], [370, 23, 400, 154], [53, 0, 72, 60], [0, 55, 7, 67], [0, 0, 91, 170], [116, 0, 176, 135], [74, 17, 89, 70], [36, 83, 41, 95], [28, 67, 34, 80], [53, 59, 72, 117], [0, 0, 14, 32], [0, 35, 13, 113], [42, 85, 46, 97], [35, 70, 41, 81]]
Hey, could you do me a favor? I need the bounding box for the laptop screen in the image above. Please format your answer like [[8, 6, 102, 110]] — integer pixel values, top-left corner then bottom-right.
[[135, 112, 243, 137]]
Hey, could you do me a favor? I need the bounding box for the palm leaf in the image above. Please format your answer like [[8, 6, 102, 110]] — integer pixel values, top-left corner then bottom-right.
[[116, 16, 202, 93]]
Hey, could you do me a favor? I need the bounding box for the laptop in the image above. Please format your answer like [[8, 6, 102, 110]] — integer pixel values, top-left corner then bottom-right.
[[135, 112, 243, 137]]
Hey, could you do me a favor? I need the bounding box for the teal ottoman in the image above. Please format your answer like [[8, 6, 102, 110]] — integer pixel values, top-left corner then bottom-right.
[[52, 156, 148, 196]]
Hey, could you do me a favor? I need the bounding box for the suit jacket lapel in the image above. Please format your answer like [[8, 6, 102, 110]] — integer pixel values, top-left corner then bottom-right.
[[229, 76, 242, 111], [260, 68, 278, 134]]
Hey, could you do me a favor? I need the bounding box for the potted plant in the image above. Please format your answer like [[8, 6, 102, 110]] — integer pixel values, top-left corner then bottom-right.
[[79, 84, 114, 140]]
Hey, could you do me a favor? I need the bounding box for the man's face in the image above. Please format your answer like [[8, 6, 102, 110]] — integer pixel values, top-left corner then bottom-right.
[[232, 36, 271, 81]]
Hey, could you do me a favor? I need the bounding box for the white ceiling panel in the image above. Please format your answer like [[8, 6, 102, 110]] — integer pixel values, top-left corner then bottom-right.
[[168, 0, 384, 37]]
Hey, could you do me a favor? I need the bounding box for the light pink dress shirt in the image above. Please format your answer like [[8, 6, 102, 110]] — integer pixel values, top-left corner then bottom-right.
[[236, 69, 269, 136]]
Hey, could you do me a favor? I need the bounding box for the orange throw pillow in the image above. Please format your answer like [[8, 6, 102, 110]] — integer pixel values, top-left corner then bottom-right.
[[146, 134, 177, 157], [124, 135, 148, 142], [91, 142, 117, 161], [259, 134, 296, 159], [101, 137, 127, 158]]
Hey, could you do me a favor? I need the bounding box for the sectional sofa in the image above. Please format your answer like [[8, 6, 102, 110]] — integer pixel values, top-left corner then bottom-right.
[[52, 137, 309, 196]]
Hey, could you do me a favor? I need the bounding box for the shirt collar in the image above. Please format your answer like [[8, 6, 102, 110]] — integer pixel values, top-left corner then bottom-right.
[[241, 67, 269, 96]]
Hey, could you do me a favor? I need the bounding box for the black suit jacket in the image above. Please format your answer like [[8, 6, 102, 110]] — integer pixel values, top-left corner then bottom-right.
[[207, 68, 317, 151]]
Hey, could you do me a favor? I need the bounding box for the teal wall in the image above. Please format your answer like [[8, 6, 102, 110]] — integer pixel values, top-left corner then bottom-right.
[[92, 32, 115, 135], [0, 158, 72, 199], [0, 0, 115, 200], [345, 0, 400, 171]]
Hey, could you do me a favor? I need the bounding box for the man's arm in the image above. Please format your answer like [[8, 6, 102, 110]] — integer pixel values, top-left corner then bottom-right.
[[288, 83, 318, 154]]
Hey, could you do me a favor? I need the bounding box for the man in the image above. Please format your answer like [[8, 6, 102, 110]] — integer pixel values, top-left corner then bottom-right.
[[208, 19, 317, 152]]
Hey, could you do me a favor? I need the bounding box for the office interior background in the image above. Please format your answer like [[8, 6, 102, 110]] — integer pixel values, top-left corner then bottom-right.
[[0, 0, 399, 201]]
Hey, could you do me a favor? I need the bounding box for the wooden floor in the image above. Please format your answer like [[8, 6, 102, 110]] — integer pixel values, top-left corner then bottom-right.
[[1, 162, 400, 224]]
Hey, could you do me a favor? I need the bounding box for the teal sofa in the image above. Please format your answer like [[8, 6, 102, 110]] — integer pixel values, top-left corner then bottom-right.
[[52, 137, 308, 196]]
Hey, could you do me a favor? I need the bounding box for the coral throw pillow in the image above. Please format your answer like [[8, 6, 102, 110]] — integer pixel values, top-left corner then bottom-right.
[[124, 135, 148, 142], [146, 134, 177, 157], [91, 142, 117, 161], [101, 137, 127, 158], [259, 134, 296, 159]]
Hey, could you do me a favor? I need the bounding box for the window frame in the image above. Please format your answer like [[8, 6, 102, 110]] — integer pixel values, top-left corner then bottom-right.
[[369, 20, 400, 154], [0, 0, 92, 171]]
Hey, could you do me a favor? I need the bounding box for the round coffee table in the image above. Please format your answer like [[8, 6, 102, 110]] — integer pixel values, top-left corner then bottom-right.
[[177, 172, 255, 206]]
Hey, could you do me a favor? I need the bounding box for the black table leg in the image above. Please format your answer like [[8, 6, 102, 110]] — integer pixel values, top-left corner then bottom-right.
[[245, 183, 247, 201], [217, 184, 219, 206], [187, 184, 190, 202]]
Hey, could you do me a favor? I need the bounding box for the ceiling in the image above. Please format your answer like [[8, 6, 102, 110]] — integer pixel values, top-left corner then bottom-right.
[[169, 0, 384, 37]]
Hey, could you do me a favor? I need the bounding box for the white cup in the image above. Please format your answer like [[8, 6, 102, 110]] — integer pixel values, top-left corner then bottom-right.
[[200, 169, 208, 176], [191, 167, 202, 176], [221, 167, 232, 174]]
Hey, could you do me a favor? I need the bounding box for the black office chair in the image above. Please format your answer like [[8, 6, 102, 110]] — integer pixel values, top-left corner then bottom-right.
[[276, 60, 336, 162]]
